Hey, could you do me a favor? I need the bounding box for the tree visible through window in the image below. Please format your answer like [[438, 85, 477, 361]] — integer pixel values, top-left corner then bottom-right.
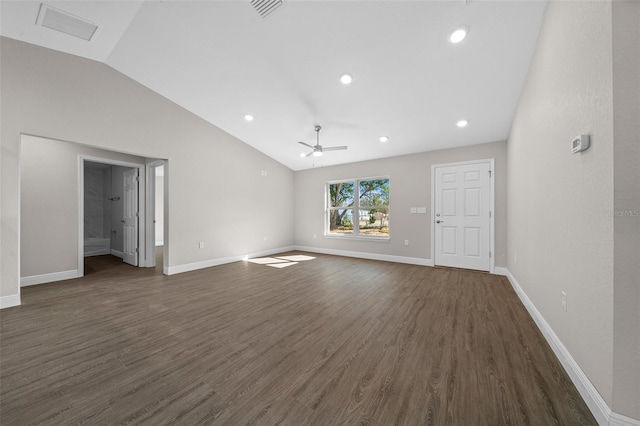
[[327, 178, 389, 237]]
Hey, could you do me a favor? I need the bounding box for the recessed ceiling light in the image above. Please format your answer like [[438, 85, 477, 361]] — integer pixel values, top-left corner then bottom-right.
[[450, 27, 468, 44], [244, 114, 254, 122], [457, 120, 469, 128], [379, 136, 389, 143], [340, 73, 353, 85], [312, 151, 323, 157]]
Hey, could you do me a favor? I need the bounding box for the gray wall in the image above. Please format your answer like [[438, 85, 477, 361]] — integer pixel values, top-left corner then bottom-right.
[[2, 36, 294, 297], [612, 0, 640, 418], [20, 135, 146, 277], [507, 0, 639, 419], [84, 163, 112, 240], [294, 141, 507, 266]]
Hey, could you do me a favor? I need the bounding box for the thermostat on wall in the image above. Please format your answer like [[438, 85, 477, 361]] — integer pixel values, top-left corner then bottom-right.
[[571, 134, 590, 153]]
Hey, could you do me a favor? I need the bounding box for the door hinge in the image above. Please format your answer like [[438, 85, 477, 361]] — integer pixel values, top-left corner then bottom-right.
[[489, 211, 492, 218], [489, 170, 492, 178], [135, 211, 139, 217], [135, 248, 139, 253], [489, 251, 492, 258]]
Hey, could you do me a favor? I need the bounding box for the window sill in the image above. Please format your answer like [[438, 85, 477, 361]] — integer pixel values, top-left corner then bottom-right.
[[324, 234, 390, 242]]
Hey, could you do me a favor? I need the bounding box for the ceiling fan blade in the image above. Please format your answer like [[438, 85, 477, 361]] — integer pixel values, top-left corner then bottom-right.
[[322, 146, 348, 151], [298, 141, 314, 149], [304, 151, 314, 157]]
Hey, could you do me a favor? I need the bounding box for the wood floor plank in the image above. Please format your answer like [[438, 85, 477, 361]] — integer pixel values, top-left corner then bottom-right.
[[0, 251, 596, 425]]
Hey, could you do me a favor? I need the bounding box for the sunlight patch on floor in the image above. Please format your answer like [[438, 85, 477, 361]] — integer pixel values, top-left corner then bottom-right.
[[266, 262, 298, 268], [275, 255, 316, 262], [246, 254, 316, 268], [247, 257, 290, 264]]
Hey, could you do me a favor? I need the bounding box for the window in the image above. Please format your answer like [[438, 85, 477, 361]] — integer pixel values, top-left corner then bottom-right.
[[327, 177, 389, 238]]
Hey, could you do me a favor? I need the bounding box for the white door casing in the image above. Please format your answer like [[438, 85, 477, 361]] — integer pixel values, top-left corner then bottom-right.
[[433, 160, 493, 272], [123, 168, 139, 266]]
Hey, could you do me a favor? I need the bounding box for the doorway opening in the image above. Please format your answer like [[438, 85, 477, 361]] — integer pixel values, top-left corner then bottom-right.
[[79, 156, 167, 276], [83, 161, 138, 263]]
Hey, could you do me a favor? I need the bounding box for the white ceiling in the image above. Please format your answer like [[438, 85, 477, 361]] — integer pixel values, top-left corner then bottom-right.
[[1, 0, 547, 170]]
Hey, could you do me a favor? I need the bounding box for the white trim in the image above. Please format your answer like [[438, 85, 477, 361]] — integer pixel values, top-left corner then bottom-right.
[[431, 158, 495, 273], [0, 294, 21, 309], [145, 161, 155, 267], [294, 245, 433, 266], [110, 249, 124, 259], [20, 269, 81, 287], [610, 413, 640, 426], [324, 235, 390, 242], [145, 159, 166, 269], [505, 269, 615, 426], [494, 266, 508, 276], [166, 246, 296, 275]]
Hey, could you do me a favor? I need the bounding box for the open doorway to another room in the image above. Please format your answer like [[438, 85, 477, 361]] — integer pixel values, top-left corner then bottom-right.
[[82, 158, 145, 276], [81, 156, 168, 276]]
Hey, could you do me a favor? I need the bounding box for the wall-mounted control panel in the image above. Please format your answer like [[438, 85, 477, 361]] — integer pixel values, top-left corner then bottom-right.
[[571, 134, 590, 153]]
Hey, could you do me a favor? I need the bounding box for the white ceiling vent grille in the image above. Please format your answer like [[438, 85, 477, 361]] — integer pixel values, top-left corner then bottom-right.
[[250, 0, 285, 19], [36, 4, 98, 41]]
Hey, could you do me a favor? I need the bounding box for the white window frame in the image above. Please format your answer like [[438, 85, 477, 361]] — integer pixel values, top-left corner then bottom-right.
[[325, 176, 390, 240]]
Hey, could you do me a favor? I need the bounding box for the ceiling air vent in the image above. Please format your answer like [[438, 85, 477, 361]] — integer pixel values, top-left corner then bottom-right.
[[36, 4, 98, 41], [250, 0, 285, 19]]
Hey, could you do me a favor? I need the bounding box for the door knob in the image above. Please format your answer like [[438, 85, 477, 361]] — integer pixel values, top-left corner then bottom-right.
[[121, 220, 125, 223], [436, 220, 444, 224]]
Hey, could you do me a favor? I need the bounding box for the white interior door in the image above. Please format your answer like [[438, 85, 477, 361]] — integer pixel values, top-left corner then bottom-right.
[[434, 161, 491, 271], [123, 168, 139, 266]]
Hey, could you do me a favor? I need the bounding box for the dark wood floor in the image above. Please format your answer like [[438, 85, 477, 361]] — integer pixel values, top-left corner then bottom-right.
[[1, 252, 596, 425]]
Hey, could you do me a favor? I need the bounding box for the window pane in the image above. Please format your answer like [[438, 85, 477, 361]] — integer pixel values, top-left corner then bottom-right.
[[328, 182, 355, 208], [358, 208, 389, 236], [328, 209, 354, 234], [359, 179, 389, 207]]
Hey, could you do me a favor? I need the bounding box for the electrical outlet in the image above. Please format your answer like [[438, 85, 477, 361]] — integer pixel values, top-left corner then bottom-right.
[[561, 291, 567, 312], [263, 236, 267, 242], [313, 234, 317, 239], [199, 242, 205, 249], [404, 239, 409, 246]]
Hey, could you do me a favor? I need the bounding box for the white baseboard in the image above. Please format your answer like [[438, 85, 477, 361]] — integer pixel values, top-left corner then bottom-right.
[[110, 249, 123, 259], [610, 413, 640, 426], [494, 266, 508, 276], [505, 269, 639, 426], [0, 293, 21, 309], [20, 269, 81, 287], [166, 246, 296, 275], [294, 245, 433, 266]]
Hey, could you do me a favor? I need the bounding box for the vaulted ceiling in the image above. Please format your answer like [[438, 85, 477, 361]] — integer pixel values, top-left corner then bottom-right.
[[1, 1, 547, 170]]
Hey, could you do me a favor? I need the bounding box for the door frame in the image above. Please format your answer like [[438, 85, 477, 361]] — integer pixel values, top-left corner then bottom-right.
[[431, 158, 495, 273], [78, 155, 146, 277], [145, 159, 167, 271]]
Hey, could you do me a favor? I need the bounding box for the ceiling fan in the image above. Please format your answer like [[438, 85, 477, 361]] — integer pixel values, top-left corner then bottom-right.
[[298, 125, 348, 158]]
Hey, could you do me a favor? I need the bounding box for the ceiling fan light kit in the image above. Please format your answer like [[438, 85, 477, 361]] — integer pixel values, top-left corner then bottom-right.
[[298, 125, 348, 159]]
